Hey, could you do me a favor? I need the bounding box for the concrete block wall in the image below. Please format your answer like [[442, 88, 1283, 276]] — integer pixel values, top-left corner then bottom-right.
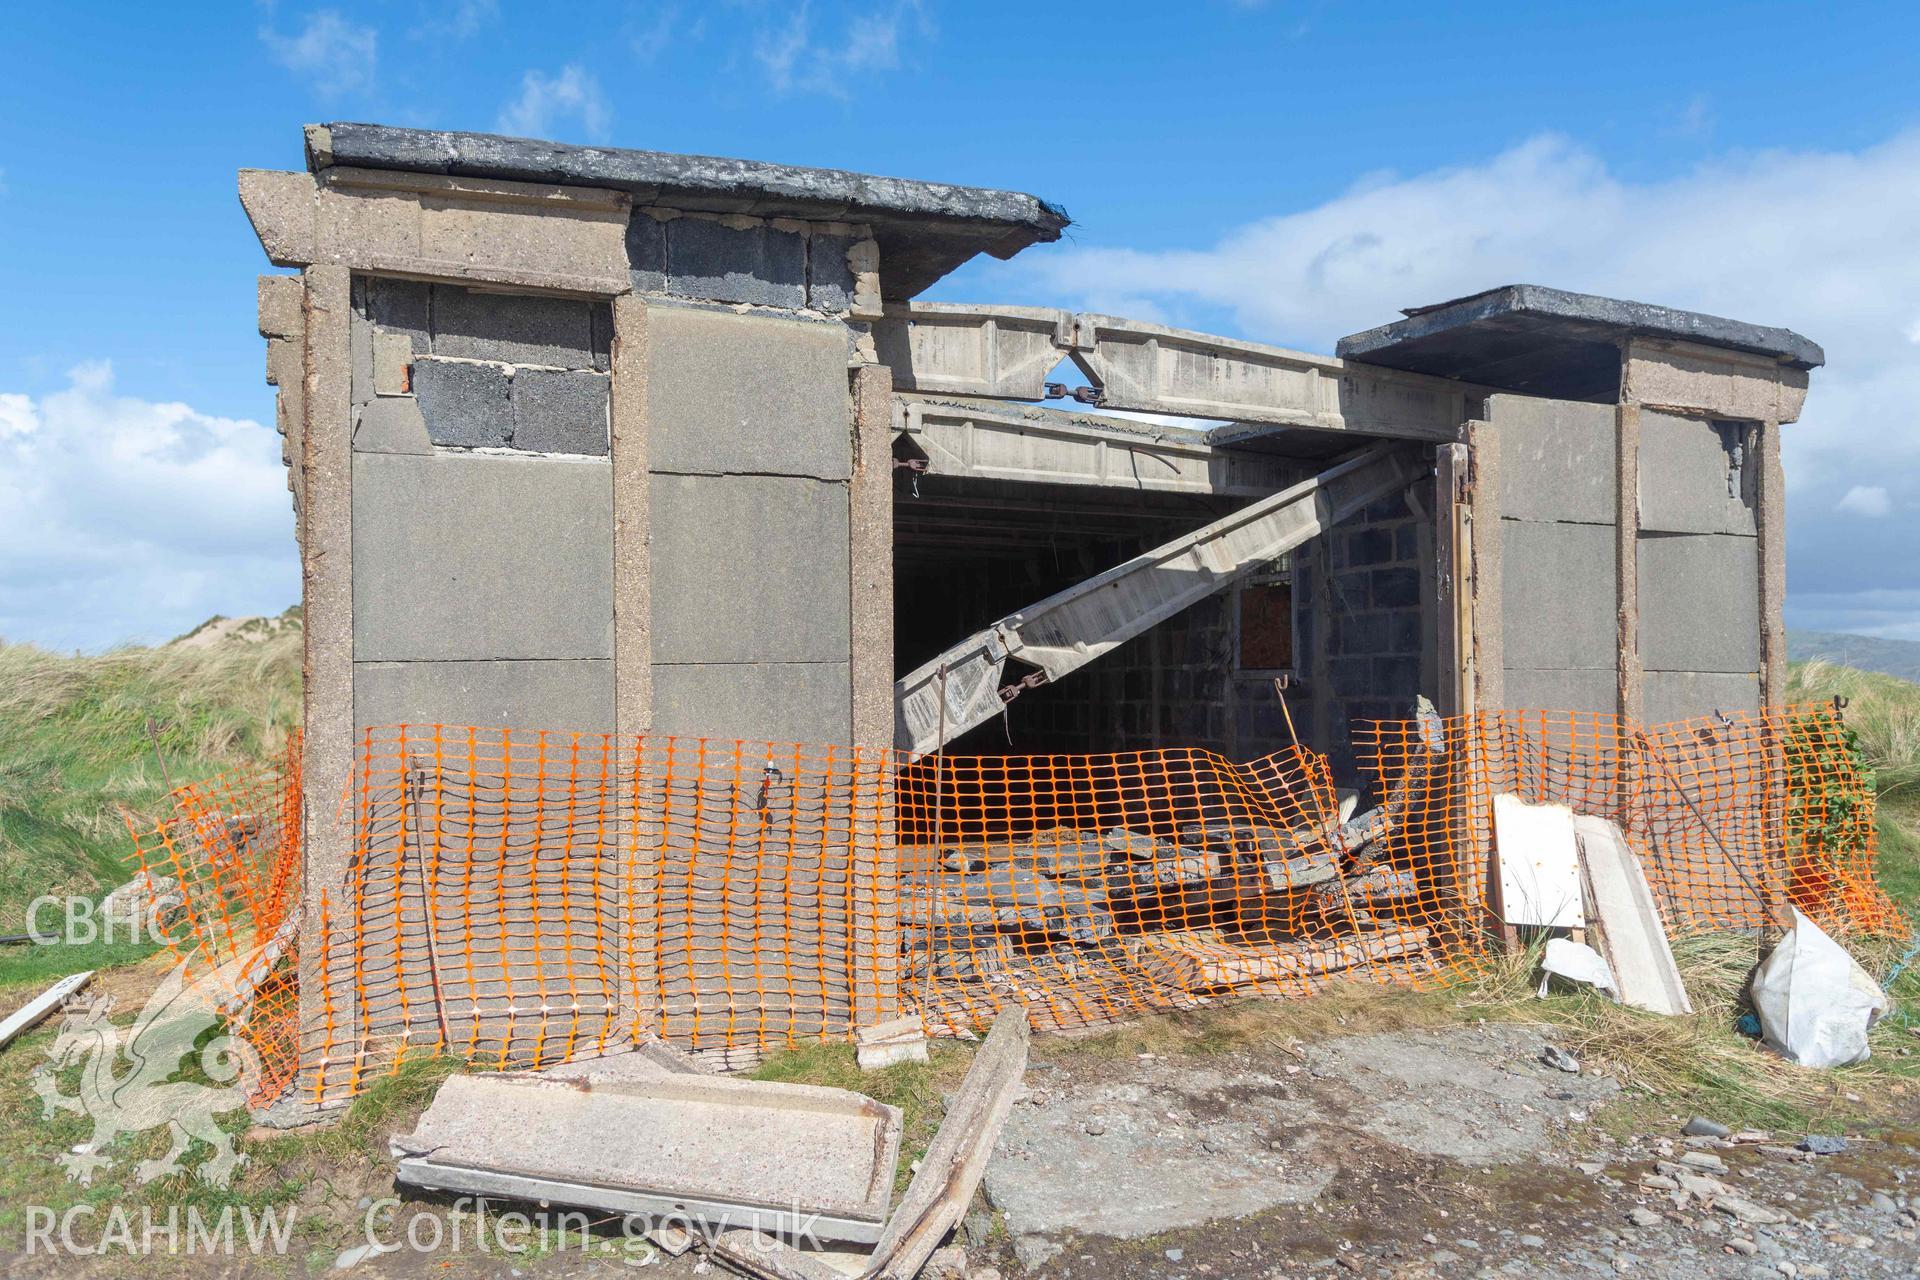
[[348, 279, 617, 736], [1298, 464, 1434, 777]]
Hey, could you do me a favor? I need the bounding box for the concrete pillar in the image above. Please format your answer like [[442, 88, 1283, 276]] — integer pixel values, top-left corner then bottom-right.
[[611, 294, 653, 736], [849, 363, 895, 751], [1466, 419, 1505, 713], [1615, 402, 1643, 724], [296, 264, 357, 1095], [1756, 419, 1787, 707], [1433, 442, 1473, 718]]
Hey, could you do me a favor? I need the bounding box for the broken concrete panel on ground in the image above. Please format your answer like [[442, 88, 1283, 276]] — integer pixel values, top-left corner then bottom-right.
[[393, 1070, 903, 1243]]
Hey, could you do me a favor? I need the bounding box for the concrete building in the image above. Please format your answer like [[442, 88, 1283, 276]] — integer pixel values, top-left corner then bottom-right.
[[241, 124, 1818, 1089]]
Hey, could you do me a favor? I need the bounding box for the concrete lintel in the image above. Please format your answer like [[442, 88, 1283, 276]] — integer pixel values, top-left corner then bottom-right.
[[899, 395, 1300, 496], [1622, 336, 1810, 424], [1072, 313, 1470, 439], [871, 302, 1073, 399], [239, 167, 632, 296], [870, 304, 1473, 440]]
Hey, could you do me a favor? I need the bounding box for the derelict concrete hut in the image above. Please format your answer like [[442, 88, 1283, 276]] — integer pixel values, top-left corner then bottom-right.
[[240, 123, 1823, 1094]]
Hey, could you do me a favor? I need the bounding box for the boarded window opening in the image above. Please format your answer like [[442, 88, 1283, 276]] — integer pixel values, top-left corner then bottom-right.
[[1237, 563, 1295, 674]]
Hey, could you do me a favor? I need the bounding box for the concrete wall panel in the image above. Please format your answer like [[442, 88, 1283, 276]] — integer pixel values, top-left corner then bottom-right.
[[651, 662, 852, 744], [353, 453, 613, 661], [354, 659, 614, 734], [1484, 394, 1615, 525], [648, 474, 850, 664], [1637, 531, 1760, 673], [1637, 411, 1757, 535], [1642, 670, 1762, 727], [1500, 667, 1620, 716], [647, 306, 852, 478], [1498, 519, 1617, 671]]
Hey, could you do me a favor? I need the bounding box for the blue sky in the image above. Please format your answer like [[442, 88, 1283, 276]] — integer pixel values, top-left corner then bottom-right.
[[2, 1, 1918, 650]]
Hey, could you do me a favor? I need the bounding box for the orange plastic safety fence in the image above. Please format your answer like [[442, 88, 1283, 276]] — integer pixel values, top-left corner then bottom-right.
[[123, 733, 303, 1106], [127, 704, 1897, 1107]]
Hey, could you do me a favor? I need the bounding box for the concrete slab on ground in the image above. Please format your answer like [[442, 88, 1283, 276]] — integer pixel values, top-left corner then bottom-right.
[[392, 1070, 902, 1244], [984, 1023, 1618, 1242]]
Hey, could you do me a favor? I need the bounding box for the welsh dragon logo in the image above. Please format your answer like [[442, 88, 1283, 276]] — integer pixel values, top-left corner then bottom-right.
[[30, 950, 264, 1188]]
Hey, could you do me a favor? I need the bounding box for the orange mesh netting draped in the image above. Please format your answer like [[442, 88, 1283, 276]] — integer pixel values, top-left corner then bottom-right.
[[127, 705, 1897, 1106]]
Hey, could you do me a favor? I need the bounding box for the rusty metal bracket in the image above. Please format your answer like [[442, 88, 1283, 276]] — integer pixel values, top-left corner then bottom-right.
[[997, 670, 1049, 705], [1042, 382, 1104, 406]]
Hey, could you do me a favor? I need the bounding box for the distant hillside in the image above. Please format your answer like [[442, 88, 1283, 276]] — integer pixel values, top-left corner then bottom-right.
[[1789, 629, 1920, 684]]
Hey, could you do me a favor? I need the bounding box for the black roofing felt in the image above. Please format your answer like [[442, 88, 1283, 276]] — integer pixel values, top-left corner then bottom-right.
[[308, 123, 1070, 298], [1335, 284, 1823, 402]]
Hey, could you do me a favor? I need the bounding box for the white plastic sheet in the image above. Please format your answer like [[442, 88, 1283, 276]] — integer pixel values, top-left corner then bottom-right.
[[1751, 908, 1890, 1067], [1539, 938, 1617, 998]]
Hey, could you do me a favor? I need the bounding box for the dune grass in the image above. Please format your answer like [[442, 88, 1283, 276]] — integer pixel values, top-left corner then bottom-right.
[[0, 621, 300, 983]]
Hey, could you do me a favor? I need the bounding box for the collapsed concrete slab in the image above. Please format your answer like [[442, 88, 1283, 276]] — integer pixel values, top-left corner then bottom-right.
[[392, 1069, 902, 1243]]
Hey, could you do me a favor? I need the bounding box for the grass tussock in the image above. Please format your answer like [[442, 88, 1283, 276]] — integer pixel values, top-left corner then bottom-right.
[[0, 623, 300, 956], [1790, 658, 1920, 804]]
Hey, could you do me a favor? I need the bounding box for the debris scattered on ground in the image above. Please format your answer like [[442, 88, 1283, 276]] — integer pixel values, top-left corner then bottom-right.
[[1541, 936, 1616, 995], [857, 1015, 931, 1070], [1752, 907, 1890, 1067], [1541, 1044, 1581, 1073], [101, 869, 184, 935], [1574, 814, 1692, 1015], [1491, 793, 1583, 929], [0, 970, 93, 1052], [709, 1007, 1029, 1280]]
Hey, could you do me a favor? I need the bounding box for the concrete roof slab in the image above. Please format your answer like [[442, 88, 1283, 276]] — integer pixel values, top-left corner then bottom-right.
[[308, 123, 1070, 299], [1336, 284, 1823, 402]]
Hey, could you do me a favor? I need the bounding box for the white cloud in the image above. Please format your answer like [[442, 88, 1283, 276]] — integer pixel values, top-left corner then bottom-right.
[[0, 364, 296, 652], [496, 65, 612, 143], [0, 392, 36, 439], [448, 0, 499, 39], [260, 9, 378, 97], [754, 1, 921, 98], [1837, 485, 1892, 518], [997, 130, 1920, 637]]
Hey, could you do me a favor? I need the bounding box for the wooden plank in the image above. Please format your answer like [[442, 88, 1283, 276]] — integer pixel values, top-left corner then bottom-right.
[[867, 1006, 1030, 1280], [1491, 794, 1584, 929], [1574, 815, 1692, 1015], [0, 971, 93, 1052]]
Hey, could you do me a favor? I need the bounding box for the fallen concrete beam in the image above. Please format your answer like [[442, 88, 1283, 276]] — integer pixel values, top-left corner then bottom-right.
[[1575, 815, 1692, 1016], [392, 1070, 902, 1243], [895, 443, 1426, 751], [899, 395, 1299, 496], [0, 972, 92, 1052]]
